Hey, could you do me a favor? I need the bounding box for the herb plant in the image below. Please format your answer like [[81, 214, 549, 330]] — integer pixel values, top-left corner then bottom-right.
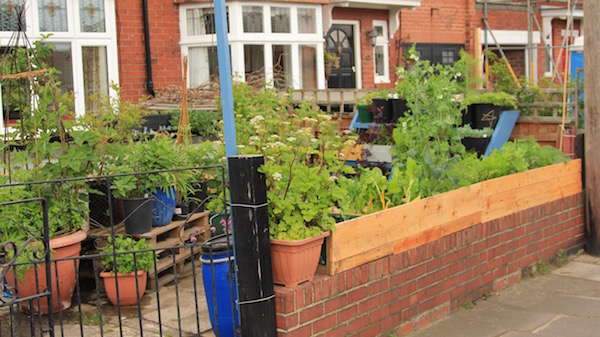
[[101, 235, 154, 274]]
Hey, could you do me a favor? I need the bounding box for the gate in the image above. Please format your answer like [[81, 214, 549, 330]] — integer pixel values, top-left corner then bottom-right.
[[0, 168, 238, 337]]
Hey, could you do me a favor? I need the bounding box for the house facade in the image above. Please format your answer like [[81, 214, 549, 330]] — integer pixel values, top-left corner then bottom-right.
[[0, 0, 583, 118]]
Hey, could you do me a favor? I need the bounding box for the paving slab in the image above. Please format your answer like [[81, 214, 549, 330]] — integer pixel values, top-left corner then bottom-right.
[[406, 253, 600, 337]]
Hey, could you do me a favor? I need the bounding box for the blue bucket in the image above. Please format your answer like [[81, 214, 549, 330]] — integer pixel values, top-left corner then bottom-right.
[[152, 186, 176, 226], [201, 234, 239, 337]]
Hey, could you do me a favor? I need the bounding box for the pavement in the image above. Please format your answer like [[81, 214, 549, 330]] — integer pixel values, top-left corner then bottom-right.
[[405, 252, 600, 337]]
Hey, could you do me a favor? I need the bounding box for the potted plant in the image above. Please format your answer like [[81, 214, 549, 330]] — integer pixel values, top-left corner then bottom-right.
[[355, 94, 374, 123], [108, 135, 195, 233], [233, 96, 354, 287], [462, 91, 518, 129], [0, 39, 96, 314], [99, 235, 154, 306]]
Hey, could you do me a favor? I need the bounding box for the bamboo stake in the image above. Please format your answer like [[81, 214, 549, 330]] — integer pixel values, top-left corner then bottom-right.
[[559, 0, 573, 150], [177, 56, 191, 145]]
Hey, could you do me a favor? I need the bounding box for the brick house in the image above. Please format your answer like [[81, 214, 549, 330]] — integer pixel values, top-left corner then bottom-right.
[[0, 0, 583, 119]]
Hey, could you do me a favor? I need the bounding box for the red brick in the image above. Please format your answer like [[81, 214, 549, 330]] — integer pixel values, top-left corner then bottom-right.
[[324, 325, 348, 337], [348, 286, 368, 304], [337, 305, 358, 323], [359, 296, 380, 314], [284, 325, 311, 337], [276, 313, 299, 330], [358, 323, 381, 337], [368, 279, 389, 295], [299, 304, 323, 324], [275, 287, 296, 314], [396, 321, 414, 336], [325, 295, 348, 312], [313, 313, 336, 334], [348, 314, 370, 333], [369, 306, 390, 323]]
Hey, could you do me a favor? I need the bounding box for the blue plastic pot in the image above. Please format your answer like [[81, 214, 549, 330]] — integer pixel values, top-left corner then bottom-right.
[[152, 186, 176, 227], [201, 234, 239, 337]]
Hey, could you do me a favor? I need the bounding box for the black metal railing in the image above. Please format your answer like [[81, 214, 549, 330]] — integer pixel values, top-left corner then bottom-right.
[[0, 167, 239, 337]]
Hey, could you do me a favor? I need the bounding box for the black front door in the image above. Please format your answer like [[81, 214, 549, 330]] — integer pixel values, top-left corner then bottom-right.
[[326, 24, 356, 88]]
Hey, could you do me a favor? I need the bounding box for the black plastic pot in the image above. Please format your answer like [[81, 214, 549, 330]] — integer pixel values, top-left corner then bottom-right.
[[391, 99, 408, 121], [462, 137, 490, 157], [121, 197, 153, 234], [468, 104, 503, 129], [371, 98, 393, 123], [88, 180, 119, 227], [140, 113, 171, 132]]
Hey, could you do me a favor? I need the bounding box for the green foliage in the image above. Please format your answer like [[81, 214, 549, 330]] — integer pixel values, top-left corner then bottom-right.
[[229, 85, 355, 240], [101, 235, 154, 274], [107, 135, 195, 200], [462, 91, 518, 110], [169, 109, 221, 139], [392, 46, 466, 168]]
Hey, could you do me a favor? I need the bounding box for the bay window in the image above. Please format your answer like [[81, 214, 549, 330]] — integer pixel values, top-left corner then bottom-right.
[[180, 2, 325, 90]]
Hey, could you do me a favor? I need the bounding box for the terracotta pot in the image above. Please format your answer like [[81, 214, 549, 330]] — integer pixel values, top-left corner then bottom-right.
[[6, 230, 87, 314], [270, 232, 329, 288], [100, 270, 147, 306]]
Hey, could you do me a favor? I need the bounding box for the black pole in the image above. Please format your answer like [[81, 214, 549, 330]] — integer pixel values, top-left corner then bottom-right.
[[142, 0, 155, 96], [228, 155, 277, 337]]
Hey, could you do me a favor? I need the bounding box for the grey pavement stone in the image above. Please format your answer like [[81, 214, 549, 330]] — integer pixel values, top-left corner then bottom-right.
[[406, 253, 600, 337]]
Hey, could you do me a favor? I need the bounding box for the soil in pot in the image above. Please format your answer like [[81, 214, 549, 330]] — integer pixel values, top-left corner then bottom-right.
[[121, 197, 153, 234], [100, 270, 147, 306], [5, 230, 87, 314]]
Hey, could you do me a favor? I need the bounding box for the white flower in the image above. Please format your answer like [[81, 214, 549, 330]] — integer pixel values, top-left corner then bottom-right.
[[272, 172, 282, 181], [267, 156, 275, 161], [249, 136, 260, 142], [437, 94, 443, 100], [249, 115, 265, 125], [318, 114, 332, 121], [287, 137, 296, 142], [329, 176, 338, 182], [343, 130, 351, 135], [311, 138, 319, 143], [302, 117, 318, 123], [343, 139, 356, 146], [236, 114, 244, 118], [237, 145, 245, 149], [339, 152, 344, 158], [269, 134, 280, 140]]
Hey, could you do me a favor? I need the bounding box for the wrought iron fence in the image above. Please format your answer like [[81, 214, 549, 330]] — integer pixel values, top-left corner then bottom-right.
[[0, 168, 239, 337]]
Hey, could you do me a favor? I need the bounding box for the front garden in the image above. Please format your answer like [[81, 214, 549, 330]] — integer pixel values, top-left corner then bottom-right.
[[0, 40, 584, 337]]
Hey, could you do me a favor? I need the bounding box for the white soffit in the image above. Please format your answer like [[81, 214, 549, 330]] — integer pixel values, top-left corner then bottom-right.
[[483, 30, 541, 46]]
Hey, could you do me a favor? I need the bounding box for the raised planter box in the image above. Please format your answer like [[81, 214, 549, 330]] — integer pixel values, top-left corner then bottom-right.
[[320, 159, 582, 275], [275, 160, 585, 336]]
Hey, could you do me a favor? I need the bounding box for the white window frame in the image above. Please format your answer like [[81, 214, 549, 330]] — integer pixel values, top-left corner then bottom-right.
[[483, 30, 540, 83], [0, 0, 118, 124], [372, 20, 389, 84], [179, 1, 325, 89]]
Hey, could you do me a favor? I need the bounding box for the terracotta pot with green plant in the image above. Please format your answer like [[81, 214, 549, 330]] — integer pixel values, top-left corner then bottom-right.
[[231, 97, 355, 287], [100, 235, 154, 306]]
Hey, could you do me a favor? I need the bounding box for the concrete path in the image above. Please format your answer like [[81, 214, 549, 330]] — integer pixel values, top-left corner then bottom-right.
[[405, 253, 600, 337]]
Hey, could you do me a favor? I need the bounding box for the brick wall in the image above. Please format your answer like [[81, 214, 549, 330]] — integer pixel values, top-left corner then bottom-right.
[[116, 0, 181, 103], [275, 193, 585, 336]]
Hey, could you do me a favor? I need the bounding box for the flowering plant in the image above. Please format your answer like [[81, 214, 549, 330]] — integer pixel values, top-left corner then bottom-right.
[[233, 96, 355, 240]]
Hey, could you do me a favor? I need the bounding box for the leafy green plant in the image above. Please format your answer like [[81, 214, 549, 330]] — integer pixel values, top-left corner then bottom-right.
[[107, 135, 195, 200], [101, 235, 154, 274], [462, 91, 518, 110], [170, 109, 221, 139]]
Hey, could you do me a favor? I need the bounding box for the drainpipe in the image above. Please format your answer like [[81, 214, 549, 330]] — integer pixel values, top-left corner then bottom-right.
[[142, 0, 155, 96]]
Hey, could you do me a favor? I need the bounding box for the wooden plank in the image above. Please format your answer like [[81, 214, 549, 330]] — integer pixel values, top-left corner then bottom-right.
[[482, 171, 582, 222], [393, 226, 442, 254], [481, 160, 580, 197], [330, 184, 481, 261], [341, 145, 363, 161], [329, 242, 395, 275]]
